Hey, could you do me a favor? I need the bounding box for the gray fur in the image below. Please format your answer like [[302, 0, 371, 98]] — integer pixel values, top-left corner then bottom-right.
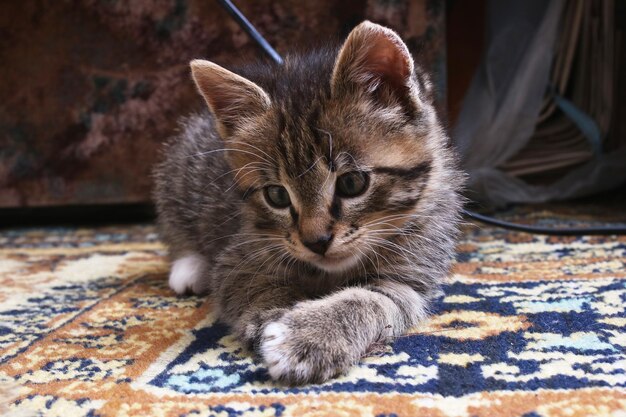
[[153, 21, 464, 384]]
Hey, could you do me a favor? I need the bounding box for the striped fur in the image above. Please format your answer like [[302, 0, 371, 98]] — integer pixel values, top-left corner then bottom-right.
[[153, 21, 464, 384]]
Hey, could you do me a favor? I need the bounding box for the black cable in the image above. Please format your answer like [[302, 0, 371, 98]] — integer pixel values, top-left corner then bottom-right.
[[216, 0, 283, 65], [218, 0, 626, 236], [464, 209, 626, 236]]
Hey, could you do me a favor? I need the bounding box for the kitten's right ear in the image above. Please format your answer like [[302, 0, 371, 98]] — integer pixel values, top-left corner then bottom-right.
[[190, 60, 271, 137], [331, 21, 417, 112]]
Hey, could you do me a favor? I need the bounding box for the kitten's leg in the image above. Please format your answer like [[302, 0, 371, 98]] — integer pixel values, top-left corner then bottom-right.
[[168, 254, 209, 295], [258, 281, 429, 384], [218, 279, 306, 350]]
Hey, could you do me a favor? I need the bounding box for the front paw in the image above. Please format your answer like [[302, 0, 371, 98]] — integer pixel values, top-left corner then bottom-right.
[[259, 314, 356, 385], [235, 308, 288, 351]]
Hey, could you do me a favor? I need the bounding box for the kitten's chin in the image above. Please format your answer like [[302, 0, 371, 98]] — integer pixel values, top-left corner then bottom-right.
[[309, 253, 362, 274]]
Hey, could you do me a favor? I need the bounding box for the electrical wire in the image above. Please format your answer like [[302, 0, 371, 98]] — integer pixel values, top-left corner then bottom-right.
[[217, 0, 626, 236], [464, 209, 626, 236], [216, 0, 283, 65]]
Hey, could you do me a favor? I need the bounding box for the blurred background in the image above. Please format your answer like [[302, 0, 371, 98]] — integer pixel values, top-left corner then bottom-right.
[[0, 0, 624, 223]]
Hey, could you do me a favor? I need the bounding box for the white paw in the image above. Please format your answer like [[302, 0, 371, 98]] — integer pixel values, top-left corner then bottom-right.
[[169, 254, 205, 294], [260, 322, 294, 381], [260, 321, 325, 384]]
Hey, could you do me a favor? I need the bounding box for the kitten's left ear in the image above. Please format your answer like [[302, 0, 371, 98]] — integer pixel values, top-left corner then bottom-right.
[[331, 21, 417, 109]]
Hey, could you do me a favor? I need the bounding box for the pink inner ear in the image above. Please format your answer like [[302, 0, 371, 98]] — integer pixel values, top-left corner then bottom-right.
[[361, 35, 411, 90], [331, 22, 415, 103]]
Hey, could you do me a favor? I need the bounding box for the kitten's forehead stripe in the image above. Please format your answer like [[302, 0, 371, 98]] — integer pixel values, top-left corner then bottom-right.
[[276, 112, 290, 177]]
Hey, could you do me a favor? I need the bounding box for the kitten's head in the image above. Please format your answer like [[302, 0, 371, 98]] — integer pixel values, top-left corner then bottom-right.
[[190, 21, 450, 273]]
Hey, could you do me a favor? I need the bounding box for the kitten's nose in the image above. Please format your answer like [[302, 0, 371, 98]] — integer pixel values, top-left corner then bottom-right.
[[302, 234, 334, 256]]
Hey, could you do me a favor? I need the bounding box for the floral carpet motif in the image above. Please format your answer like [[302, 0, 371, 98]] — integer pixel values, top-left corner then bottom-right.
[[1, 213, 625, 416]]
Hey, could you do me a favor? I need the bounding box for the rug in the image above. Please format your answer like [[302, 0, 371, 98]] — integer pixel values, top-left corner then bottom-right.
[[1, 209, 625, 416]]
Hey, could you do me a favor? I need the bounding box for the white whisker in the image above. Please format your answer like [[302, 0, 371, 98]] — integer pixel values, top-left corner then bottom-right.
[[297, 156, 324, 178]]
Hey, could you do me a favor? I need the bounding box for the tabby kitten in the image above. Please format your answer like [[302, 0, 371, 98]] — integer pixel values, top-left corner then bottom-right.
[[154, 21, 463, 385]]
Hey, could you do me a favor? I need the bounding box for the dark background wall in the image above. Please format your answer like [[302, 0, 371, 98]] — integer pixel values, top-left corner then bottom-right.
[[0, 0, 446, 209]]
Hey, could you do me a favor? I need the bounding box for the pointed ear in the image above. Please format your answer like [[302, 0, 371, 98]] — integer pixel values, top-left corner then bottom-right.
[[331, 21, 416, 109], [190, 59, 271, 137]]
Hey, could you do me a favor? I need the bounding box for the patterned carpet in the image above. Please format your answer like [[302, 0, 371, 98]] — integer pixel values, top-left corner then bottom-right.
[[1, 209, 625, 416]]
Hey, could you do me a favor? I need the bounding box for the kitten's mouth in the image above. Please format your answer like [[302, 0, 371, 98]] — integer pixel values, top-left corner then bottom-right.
[[308, 252, 362, 273]]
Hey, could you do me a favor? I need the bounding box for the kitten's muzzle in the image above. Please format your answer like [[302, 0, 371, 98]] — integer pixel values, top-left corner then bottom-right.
[[302, 233, 334, 256]]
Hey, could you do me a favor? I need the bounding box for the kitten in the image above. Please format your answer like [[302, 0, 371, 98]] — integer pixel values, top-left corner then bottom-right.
[[153, 21, 464, 385]]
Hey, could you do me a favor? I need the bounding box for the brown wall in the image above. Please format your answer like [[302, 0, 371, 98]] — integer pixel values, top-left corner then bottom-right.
[[446, 0, 485, 125], [0, 0, 446, 208]]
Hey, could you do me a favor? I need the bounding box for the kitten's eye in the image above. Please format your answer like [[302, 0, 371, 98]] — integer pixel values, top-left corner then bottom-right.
[[264, 185, 291, 208], [336, 171, 369, 198]]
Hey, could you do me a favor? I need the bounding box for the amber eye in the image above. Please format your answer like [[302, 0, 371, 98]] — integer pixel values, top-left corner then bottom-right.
[[264, 185, 291, 208], [336, 171, 369, 198]]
